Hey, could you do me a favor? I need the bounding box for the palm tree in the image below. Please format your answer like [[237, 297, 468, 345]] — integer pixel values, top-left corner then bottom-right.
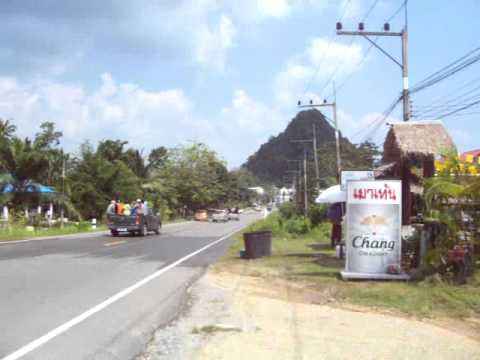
[[0, 119, 16, 140]]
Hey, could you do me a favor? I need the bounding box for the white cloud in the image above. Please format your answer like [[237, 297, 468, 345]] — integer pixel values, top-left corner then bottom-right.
[[274, 37, 364, 107], [0, 75, 288, 167], [221, 89, 283, 132], [0, 73, 201, 152], [0, 1, 340, 75], [213, 89, 286, 165], [229, 0, 292, 23], [194, 15, 237, 72]]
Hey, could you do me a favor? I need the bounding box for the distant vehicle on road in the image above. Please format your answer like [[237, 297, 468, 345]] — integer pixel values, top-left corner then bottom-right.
[[193, 209, 208, 221], [212, 209, 229, 223], [108, 208, 161, 236], [229, 207, 240, 221]]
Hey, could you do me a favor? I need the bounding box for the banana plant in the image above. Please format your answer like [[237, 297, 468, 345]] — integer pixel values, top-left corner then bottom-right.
[[423, 152, 479, 277]]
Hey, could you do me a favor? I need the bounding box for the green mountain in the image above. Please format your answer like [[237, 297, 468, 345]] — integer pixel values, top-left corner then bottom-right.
[[243, 109, 379, 187]]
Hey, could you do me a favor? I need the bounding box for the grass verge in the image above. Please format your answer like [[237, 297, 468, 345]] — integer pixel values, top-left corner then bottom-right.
[[212, 213, 480, 321], [0, 223, 107, 241], [0, 216, 189, 242]]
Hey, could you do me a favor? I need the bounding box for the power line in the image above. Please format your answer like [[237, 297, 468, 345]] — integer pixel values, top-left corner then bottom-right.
[[324, 1, 408, 101], [350, 95, 402, 143], [413, 91, 480, 118], [298, 0, 354, 102], [359, 97, 402, 143], [414, 86, 480, 112], [412, 90, 480, 119], [338, 0, 352, 22], [445, 110, 480, 117], [435, 98, 480, 119], [410, 47, 480, 94], [317, 0, 382, 99], [412, 75, 480, 115], [409, 46, 480, 120], [362, 0, 381, 22], [386, 0, 407, 23], [412, 47, 480, 90], [325, 44, 374, 100]]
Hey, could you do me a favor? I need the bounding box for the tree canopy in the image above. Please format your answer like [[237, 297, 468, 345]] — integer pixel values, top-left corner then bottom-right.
[[0, 121, 259, 220]]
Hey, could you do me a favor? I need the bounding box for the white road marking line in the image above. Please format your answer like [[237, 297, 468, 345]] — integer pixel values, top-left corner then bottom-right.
[[1, 225, 245, 360]]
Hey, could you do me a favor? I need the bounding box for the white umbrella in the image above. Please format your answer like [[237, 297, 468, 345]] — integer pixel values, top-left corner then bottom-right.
[[315, 185, 346, 204]]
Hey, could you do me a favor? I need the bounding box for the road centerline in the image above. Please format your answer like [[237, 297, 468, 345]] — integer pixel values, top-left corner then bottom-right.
[[103, 240, 128, 247]]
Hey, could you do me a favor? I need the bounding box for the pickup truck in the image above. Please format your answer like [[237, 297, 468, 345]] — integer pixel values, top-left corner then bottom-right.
[[107, 208, 161, 236]]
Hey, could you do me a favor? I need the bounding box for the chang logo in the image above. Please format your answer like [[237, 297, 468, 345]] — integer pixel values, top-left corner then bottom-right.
[[352, 235, 395, 251]]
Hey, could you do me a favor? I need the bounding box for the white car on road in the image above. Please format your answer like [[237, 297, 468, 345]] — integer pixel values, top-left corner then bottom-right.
[[212, 209, 229, 222]]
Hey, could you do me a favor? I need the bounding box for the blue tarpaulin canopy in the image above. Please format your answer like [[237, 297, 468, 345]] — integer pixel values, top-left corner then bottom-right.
[[2, 181, 56, 194]]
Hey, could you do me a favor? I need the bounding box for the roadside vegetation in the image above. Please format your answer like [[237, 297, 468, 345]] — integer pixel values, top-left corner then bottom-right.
[[0, 222, 107, 241], [0, 119, 262, 236], [212, 205, 480, 322]]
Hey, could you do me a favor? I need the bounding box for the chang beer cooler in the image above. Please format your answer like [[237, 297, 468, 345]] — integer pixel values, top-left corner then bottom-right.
[[341, 180, 409, 280]]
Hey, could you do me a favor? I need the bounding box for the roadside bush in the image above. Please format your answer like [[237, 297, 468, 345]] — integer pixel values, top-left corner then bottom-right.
[[284, 216, 310, 236], [9, 209, 28, 226], [308, 204, 328, 228], [249, 212, 284, 236], [160, 206, 173, 221], [278, 201, 300, 220], [75, 222, 91, 231]]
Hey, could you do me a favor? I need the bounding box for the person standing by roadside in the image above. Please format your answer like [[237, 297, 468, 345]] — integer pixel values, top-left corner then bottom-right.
[[327, 202, 344, 248]]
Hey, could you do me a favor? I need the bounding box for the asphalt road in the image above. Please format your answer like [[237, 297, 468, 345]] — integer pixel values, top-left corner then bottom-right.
[[0, 212, 260, 359]]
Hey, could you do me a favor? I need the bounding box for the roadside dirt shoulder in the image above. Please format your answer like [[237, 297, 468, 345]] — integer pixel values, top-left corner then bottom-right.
[[194, 271, 480, 360]]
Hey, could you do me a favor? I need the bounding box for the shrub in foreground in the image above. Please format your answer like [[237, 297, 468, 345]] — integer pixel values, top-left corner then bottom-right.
[[278, 202, 300, 220], [284, 216, 310, 236], [308, 204, 328, 227]]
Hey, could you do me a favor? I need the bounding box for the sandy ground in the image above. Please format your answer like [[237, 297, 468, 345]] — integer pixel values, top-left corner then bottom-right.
[[139, 271, 480, 360]]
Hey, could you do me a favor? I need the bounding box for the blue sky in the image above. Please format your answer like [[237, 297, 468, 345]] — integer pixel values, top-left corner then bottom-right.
[[0, 0, 478, 167]]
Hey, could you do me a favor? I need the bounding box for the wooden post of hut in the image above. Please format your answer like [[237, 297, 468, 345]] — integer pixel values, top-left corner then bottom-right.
[[383, 120, 456, 225]]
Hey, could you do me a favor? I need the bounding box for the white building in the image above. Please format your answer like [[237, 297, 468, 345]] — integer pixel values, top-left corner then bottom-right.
[[276, 187, 295, 203]]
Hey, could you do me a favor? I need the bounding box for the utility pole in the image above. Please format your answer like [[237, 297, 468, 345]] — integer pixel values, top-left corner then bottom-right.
[[298, 83, 342, 182], [303, 147, 308, 216], [287, 160, 302, 206], [336, 3, 410, 121], [60, 156, 65, 228], [290, 141, 311, 215], [312, 123, 320, 186]]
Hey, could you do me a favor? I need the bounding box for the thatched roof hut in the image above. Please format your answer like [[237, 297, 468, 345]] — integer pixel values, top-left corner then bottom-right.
[[383, 120, 456, 163], [381, 120, 455, 224]]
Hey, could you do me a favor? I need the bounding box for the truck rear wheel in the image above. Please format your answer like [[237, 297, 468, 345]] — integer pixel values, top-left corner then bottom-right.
[[140, 224, 147, 237]]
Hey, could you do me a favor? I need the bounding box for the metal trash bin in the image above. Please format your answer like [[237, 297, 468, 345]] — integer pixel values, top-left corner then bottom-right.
[[243, 231, 272, 259]]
